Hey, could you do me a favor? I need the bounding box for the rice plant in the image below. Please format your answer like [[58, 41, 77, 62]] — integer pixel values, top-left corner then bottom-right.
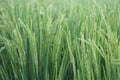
[[0, 0, 120, 80]]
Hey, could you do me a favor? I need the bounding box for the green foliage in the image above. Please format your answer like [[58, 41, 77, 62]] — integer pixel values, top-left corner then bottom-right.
[[0, 0, 120, 80]]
